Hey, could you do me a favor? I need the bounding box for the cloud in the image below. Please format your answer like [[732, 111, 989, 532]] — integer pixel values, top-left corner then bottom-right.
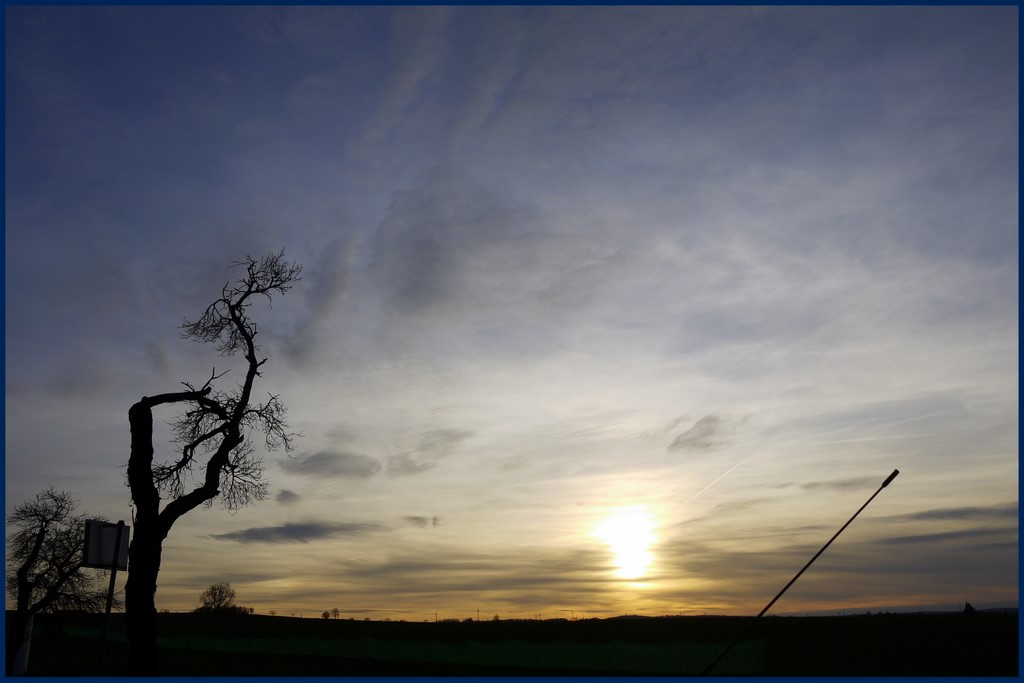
[[800, 476, 880, 491], [404, 515, 440, 528], [656, 519, 1018, 612], [275, 489, 300, 505], [281, 235, 358, 367], [144, 339, 174, 378], [212, 521, 380, 544], [876, 526, 1017, 546], [668, 415, 726, 453], [889, 502, 1018, 523], [335, 546, 614, 610], [446, 9, 530, 150], [280, 450, 381, 478], [386, 428, 471, 476], [360, 7, 453, 146], [370, 165, 544, 315]]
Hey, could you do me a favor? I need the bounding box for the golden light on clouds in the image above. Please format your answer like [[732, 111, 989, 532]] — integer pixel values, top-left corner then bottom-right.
[[593, 505, 657, 581]]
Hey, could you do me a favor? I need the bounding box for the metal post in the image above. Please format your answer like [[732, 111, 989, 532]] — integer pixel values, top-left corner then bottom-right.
[[700, 469, 899, 676], [11, 615, 33, 676], [99, 520, 125, 672]]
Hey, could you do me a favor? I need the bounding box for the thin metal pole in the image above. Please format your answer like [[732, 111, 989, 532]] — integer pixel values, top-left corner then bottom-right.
[[699, 469, 899, 676], [99, 520, 125, 672]]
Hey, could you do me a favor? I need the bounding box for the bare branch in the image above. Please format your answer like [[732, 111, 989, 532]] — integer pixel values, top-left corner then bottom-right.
[[136, 251, 301, 522], [181, 368, 230, 393], [180, 250, 302, 358]]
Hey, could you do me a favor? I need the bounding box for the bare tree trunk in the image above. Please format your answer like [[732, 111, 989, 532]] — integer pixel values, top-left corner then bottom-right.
[[126, 397, 179, 675], [127, 399, 160, 674], [124, 530, 163, 675], [122, 253, 300, 674], [125, 391, 210, 675]]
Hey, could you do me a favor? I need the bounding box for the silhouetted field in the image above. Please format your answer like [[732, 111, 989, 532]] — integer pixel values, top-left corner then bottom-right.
[[21, 609, 1018, 676]]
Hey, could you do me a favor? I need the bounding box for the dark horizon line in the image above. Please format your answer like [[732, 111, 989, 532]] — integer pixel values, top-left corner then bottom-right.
[[17, 605, 1017, 620]]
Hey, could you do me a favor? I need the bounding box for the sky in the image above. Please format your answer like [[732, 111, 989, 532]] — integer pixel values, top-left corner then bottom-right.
[[5, 6, 1018, 620]]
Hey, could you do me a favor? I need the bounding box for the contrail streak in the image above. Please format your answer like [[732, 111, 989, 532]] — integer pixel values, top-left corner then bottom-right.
[[682, 454, 752, 505]]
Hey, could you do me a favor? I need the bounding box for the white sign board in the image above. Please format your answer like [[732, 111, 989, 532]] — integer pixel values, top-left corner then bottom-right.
[[83, 520, 129, 570]]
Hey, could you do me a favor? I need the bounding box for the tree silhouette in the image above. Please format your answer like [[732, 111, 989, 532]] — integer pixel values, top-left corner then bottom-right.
[[125, 251, 301, 674], [198, 581, 237, 612], [5, 488, 116, 674]]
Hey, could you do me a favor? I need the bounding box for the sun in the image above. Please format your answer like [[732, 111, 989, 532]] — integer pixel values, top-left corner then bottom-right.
[[594, 506, 657, 580]]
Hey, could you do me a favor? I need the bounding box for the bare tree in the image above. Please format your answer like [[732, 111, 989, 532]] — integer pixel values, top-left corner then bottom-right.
[[197, 582, 237, 612], [332, 607, 341, 619], [5, 488, 115, 675], [125, 251, 301, 674]]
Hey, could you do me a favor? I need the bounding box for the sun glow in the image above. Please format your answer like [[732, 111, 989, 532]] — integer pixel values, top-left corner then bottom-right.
[[594, 506, 657, 580]]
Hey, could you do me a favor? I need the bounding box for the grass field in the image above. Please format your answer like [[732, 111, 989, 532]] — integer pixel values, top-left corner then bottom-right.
[[20, 609, 1018, 676]]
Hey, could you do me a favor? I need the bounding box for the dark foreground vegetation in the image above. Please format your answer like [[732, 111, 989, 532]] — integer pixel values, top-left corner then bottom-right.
[[18, 609, 1017, 676]]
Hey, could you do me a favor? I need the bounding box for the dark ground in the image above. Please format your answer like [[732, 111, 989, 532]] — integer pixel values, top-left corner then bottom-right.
[[17, 609, 1019, 676]]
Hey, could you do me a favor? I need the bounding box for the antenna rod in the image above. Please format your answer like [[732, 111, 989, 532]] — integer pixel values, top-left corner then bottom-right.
[[699, 469, 899, 676]]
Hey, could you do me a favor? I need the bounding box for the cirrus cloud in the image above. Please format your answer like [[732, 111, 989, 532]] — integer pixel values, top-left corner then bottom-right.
[[212, 521, 381, 544], [386, 428, 472, 476], [668, 415, 727, 453], [281, 450, 382, 478]]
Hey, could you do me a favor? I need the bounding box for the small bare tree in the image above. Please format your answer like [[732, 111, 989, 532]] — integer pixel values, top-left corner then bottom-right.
[[5, 488, 115, 675], [125, 251, 301, 674], [197, 581, 237, 612]]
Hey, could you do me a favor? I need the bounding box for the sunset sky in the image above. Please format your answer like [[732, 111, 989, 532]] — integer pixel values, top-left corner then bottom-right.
[[6, 6, 1017, 620]]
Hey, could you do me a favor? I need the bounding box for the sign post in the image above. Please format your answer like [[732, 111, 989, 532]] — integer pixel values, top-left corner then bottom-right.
[[83, 520, 129, 671]]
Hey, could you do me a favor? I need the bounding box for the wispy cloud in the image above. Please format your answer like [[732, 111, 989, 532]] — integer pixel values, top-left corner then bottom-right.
[[800, 476, 880, 491], [360, 7, 453, 147], [386, 428, 471, 476], [275, 489, 300, 505], [212, 521, 381, 544], [656, 520, 1018, 612], [369, 165, 546, 318], [876, 526, 1018, 546], [668, 415, 728, 453], [282, 236, 359, 367], [888, 502, 1018, 523], [281, 450, 382, 478], [404, 515, 440, 528], [334, 546, 616, 611]]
